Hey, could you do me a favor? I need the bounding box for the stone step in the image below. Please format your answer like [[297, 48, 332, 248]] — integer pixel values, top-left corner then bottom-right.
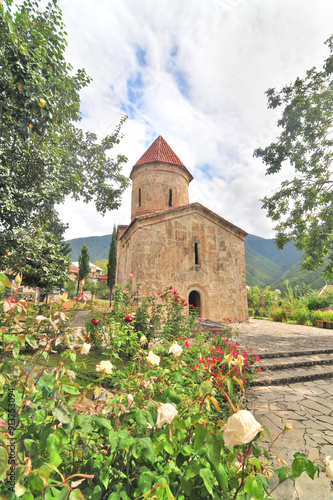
[[259, 352, 333, 372], [251, 364, 333, 386], [257, 347, 333, 359]]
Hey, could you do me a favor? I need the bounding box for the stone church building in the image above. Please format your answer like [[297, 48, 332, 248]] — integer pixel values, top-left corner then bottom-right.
[[116, 135, 248, 322]]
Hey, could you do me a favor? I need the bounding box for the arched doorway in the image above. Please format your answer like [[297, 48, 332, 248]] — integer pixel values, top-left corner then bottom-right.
[[189, 290, 201, 315]]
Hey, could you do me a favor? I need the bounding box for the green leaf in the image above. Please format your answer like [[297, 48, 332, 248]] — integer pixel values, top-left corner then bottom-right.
[[62, 385, 80, 395], [276, 466, 287, 483], [0, 447, 9, 478], [213, 463, 228, 491], [56, 486, 71, 500], [137, 472, 153, 494], [46, 432, 62, 453], [53, 406, 73, 425], [69, 490, 84, 499], [226, 378, 234, 399], [163, 440, 174, 455], [194, 424, 207, 452], [252, 478, 265, 500], [292, 457, 304, 478], [139, 437, 155, 464], [304, 459, 316, 480], [206, 433, 221, 468], [94, 415, 112, 430], [0, 273, 12, 288], [244, 474, 253, 493], [100, 467, 109, 489], [198, 380, 212, 397], [199, 468, 216, 495], [172, 416, 186, 430]]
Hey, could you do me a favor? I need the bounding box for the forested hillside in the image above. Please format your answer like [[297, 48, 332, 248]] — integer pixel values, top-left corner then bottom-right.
[[66, 233, 332, 292]]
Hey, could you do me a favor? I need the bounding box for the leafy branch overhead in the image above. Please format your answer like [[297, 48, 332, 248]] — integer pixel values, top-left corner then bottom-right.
[[254, 35, 333, 279], [0, 0, 129, 233]]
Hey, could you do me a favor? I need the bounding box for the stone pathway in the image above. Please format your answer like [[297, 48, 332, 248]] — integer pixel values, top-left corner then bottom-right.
[[233, 319, 333, 500]]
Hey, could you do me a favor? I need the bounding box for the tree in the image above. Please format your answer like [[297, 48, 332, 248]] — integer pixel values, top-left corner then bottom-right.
[[77, 244, 90, 294], [107, 225, 117, 306], [0, 0, 128, 281], [255, 35, 333, 279], [2, 226, 71, 302]]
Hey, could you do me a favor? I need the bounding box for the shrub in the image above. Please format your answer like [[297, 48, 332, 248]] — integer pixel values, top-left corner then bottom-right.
[[271, 306, 288, 322], [0, 272, 326, 499], [292, 306, 310, 325], [306, 295, 329, 311]]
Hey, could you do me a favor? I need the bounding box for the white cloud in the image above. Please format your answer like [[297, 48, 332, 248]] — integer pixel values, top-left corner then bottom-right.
[[55, 0, 333, 241]]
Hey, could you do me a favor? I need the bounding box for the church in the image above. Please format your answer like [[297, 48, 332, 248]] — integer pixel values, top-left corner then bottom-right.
[[116, 135, 248, 322]]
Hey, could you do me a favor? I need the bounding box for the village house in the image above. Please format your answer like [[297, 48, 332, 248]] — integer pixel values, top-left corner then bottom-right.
[[116, 136, 248, 322]]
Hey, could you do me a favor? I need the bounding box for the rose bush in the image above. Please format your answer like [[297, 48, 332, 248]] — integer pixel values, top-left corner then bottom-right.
[[0, 273, 328, 499]]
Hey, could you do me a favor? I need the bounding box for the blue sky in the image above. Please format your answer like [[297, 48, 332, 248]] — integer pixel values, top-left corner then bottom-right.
[[54, 0, 333, 240]]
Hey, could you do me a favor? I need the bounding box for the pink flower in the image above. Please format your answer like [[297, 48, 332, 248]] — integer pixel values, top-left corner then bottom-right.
[[124, 315, 133, 323], [11, 299, 16, 303], [199, 318, 203, 322], [169, 286, 173, 290], [63, 306, 67, 310], [133, 295, 138, 299], [129, 273, 133, 278], [92, 318, 98, 326], [173, 290, 177, 295], [182, 299, 185, 303], [149, 294, 153, 298], [123, 290, 128, 294]]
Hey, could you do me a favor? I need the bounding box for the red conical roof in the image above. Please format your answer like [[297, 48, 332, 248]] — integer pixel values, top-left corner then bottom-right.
[[130, 135, 193, 181], [134, 135, 185, 167]]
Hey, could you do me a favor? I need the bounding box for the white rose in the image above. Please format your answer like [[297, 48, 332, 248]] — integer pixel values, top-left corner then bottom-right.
[[146, 351, 160, 366], [140, 335, 148, 344], [156, 403, 178, 428], [325, 456, 333, 479], [127, 394, 135, 408], [222, 410, 262, 447], [169, 342, 183, 357], [80, 342, 91, 355], [96, 360, 113, 374]]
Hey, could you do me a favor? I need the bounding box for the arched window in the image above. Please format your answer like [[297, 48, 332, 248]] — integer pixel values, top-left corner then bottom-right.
[[189, 290, 201, 314], [169, 189, 173, 207], [194, 242, 199, 265]]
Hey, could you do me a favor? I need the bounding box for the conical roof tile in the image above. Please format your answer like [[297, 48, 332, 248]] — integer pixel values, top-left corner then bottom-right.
[[134, 135, 185, 167]]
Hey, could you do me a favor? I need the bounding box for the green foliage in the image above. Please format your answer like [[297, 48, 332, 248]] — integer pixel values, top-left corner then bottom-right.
[[0, 273, 324, 499], [1, 228, 71, 291], [271, 306, 288, 322], [107, 225, 117, 293], [78, 244, 91, 285], [247, 286, 278, 318], [255, 34, 333, 279], [0, 0, 128, 290]]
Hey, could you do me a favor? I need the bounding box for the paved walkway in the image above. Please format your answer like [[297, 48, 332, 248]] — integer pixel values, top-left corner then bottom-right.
[[233, 319, 333, 500]]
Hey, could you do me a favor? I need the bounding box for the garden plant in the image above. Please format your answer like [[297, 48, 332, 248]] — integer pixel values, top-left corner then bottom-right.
[[1, 273, 332, 499]]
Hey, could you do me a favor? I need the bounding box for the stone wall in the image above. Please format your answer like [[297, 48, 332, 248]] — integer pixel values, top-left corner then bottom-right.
[[130, 162, 192, 220], [116, 203, 248, 322]]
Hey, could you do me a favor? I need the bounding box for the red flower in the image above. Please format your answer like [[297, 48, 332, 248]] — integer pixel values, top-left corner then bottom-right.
[[124, 315, 133, 323], [91, 318, 98, 326], [184, 302, 188, 307], [174, 297, 178, 302], [173, 290, 177, 294], [169, 286, 173, 290]]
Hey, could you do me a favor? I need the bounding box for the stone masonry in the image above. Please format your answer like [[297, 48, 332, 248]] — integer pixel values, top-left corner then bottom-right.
[[116, 136, 248, 322]]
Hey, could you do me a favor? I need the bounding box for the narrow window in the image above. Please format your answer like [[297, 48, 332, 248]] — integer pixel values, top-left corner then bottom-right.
[[138, 188, 141, 207], [194, 242, 199, 265], [169, 189, 173, 207]]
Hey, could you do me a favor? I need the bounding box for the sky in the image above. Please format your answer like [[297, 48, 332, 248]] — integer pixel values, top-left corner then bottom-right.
[[54, 0, 333, 241]]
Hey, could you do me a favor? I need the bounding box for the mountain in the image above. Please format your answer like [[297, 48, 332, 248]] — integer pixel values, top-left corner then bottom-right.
[[66, 232, 331, 292], [66, 234, 112, 263]]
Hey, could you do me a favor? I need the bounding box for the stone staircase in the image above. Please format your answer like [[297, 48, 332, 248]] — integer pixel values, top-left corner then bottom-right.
[[251, 347, 333, 386]]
